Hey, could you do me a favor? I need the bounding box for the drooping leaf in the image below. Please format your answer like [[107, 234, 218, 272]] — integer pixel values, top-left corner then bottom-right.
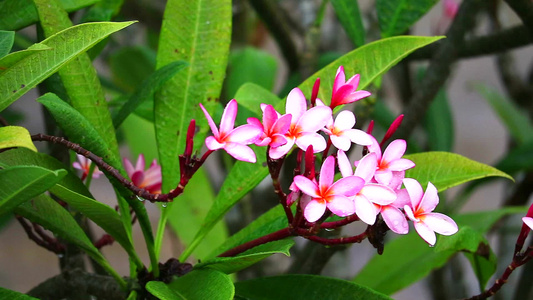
[[0, 166, 66, 218], [35, 0, 120, 157], [155, 0, 232, 192], [164, 269, 234, 300], [423, 88, 454, 151], [146, 281, 185, 300], [210, 205, 287, 259], [331, 0, 366, 47], [474, 83, 533, 145], [163, 168, 228, 261], [109, 46, 156, 93], [182, 36, 444, 260], [37, 93, 156, 271], [196, 239, 294, 274], [0, 30, 14, 59], [0, 44, 51, 74], [235, 275, 392, 300], [15, 194, 126, 287], [404, 152, 513, 191], [113, 60, 188, 128], [225, 47, 277, 100], [0, 0, 99, 31], [354, 207, 526, 295], [0, 21, 134, 112], [0, 286, 38, 300], [376, 0, 439, 37], [0, 126, 37, 151]]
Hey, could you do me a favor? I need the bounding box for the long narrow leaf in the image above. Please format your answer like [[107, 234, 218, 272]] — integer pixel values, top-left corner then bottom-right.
[[0, 30, 14, 58], [0, 21, 134, 112], [376, 0, 439, 37], [155, 0, 232, 192], [331, 0, 366, 47]]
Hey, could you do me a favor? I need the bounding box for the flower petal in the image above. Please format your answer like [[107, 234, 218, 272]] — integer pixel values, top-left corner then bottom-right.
[[330, 135, 351, 151], [388, 158, 415, 171], [297, 106, 332, 133], [135, 154, 145, 172], [332, 66, 345, 95], [286, 88, 307, 122], [354, 152, 378, 182], [327, 195, 356, 217], [269, 138, 294, 159], [123, 158, 135, 177], [422, 213, 458, 236], [418, 182, 439, 213], [523, 217, 533, 230], [334, 110, 356, 130], [200, 103, 219, 137], [302, 198, 327, 222], [337, 150, 353, 178], [403, 178, 424, 209], [293, 175, 320, 198], [220, 99, 238, 134], [329, 176, 365, 196], [344, 129, 372, 146], [224, 142, 257, 163], [295, 132, 326, 153], [319, 156, 335, 192], [354, 195, 377, 225], [414, 220, 437, 246], [382, 139, 407, 163], [381, 206, 409, 234], [361, 183, 396, 206], [205, 136, 225, 150], [226, 124, 262, 144]]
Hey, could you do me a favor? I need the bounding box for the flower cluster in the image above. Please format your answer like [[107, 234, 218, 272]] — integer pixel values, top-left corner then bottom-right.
[[200, 66, 458, 246]]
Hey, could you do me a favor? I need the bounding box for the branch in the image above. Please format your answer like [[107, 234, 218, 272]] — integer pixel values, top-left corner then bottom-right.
[[407, 25, 531, 61], [27, 268, 127, 300], [394, 0, 484, 140], [504, 0, 533, 40]]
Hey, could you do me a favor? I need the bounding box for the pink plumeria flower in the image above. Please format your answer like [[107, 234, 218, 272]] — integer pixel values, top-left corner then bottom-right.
[[366, 136, 415, 186], [294, 156, 365, 222], [402, 178, 458, 246], [124, 154, 162, 194], [443, 0, 459, 19], [269, 88, 332, 159], [338, 151, 402, 231], [73, 154, 103, 181], [247, 104, 291, 150], [322, 110, 372, 151], [200, 99, 263, 163], [523, 217, 533, 230], [330, 66, 371, 109]]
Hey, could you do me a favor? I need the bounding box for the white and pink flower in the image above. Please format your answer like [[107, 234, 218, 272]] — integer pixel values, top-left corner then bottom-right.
[[73, 154, 103, 181], [330, 66, 371, 109], [124, 154, 162, 194]]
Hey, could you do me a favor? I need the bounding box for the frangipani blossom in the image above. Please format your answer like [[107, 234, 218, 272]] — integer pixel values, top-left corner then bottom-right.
[[338, 151, 401, 229], [403, 178, 458, 246], [366, 136, 415, 186], [269, 88, 332, 159], [294, 156, 364, 222], [247, 104, 291, 149], [73, 154, 103, 181], [330, 66, 371, 109], [322, 110, 372, 151], [443, 0, 459, 19], [124, 154, 162, 194], [200, 99, 262, 163]]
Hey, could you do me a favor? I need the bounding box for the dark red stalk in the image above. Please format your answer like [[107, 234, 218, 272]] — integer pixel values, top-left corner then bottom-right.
[[300, 230, 368, 246], [217, 227, 293, 257], [321, 214, 360, 229]]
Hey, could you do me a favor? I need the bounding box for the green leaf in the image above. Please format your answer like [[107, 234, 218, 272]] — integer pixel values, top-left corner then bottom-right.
[[182, 36, 444, 260], [196, 239, 294, 274], [50, 185, 143, 268], [474, 83, 533, 145], [81, 0, 124, 22], [113, 60, 188, 128], [37, 93, 157, 272], [0, 30, 14, 59], [35, 0, 121, 157], [0, 21, 135, 112], [331, 0, 365, 47], [0, 286, 38, 300], [376, 0, 439, 37], [0, 0, 99, 31], [146, 281, 185, 300], [0, 126, 37, 151], [235, 275, 392, 300], [15, 194, 126, 287], [0, 165, 66, 218], [404, 152, 513, 191], [155, 0, 232, 192], [496, 139, 533, 174], [354, 207, 526, 295], [0, 44, 51, 74], [166, 269, 234, 300], [423, 88, 454, 151], [164, 168, 228, 261], [210, 205, 287, 259], [225, 47, 277, 100]]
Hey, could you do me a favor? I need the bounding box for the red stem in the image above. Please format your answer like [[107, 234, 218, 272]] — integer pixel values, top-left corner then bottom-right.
[[217, 227, 293, 257], [321, 214, 360, 229]]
